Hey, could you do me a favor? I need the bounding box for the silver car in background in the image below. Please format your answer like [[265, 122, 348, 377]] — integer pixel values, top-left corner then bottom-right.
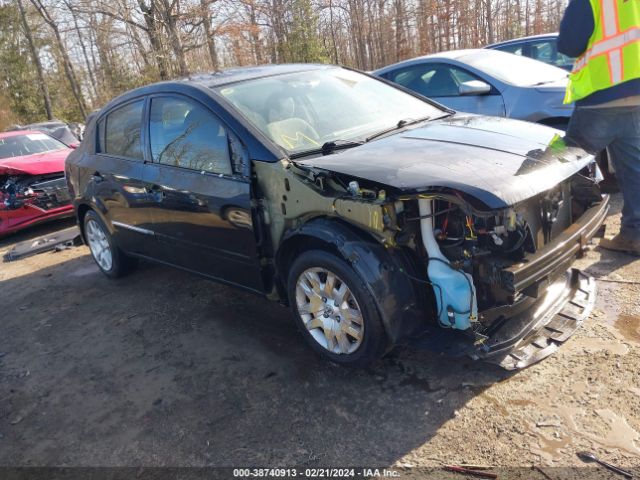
[[374, 49, 573, 130]]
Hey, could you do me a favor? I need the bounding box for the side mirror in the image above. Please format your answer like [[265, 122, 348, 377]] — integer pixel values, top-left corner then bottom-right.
[[459, 80, 492, 96]]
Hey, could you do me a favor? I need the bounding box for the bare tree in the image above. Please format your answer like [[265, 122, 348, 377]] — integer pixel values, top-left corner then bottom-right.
[[17, 0, 53, 120], [30, 0, 88, 118]]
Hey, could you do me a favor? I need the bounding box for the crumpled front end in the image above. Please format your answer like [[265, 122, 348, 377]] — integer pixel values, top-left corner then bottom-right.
[[475, 268, 596, 369], [0, 172, 73, 236], [398, 165, 608, 369], [268, 127, 608, 369]]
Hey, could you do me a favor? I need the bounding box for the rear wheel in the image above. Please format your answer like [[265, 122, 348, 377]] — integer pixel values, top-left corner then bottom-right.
[[84, 210, 136, 278], [287, 250, 387, 366]]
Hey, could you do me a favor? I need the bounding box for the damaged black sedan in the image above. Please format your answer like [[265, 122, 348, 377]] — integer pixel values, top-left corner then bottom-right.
[[66, 64, 609, 369]]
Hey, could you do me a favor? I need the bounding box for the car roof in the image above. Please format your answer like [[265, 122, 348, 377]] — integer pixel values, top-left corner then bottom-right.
[[97, 63, 338, 116], [374, 48, 515, 73], [186, 63, 334, 88], [487, 33, 559, 48], [0, 130, 48, 139]]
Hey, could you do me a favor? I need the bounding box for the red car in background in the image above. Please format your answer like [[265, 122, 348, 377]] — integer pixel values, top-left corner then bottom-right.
[[0, 131, 74, 236]]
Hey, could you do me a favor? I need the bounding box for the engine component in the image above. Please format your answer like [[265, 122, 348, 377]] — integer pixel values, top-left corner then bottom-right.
[[418, 198, 478, 330], [1, 174, 69, 211]]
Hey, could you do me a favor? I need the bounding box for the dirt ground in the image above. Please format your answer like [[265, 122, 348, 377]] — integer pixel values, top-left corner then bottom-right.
[[0, 195, 639, 475]]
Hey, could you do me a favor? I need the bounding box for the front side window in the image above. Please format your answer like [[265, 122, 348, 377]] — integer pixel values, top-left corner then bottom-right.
[[215, 67, 444, 155], [104, 100, 144, 160], [0, 133, 67, 159], [390, 64, 483, 97], [149, 97, 232, 175]]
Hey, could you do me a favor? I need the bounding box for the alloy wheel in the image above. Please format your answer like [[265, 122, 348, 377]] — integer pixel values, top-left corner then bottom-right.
[[85, 218, 113, 271]]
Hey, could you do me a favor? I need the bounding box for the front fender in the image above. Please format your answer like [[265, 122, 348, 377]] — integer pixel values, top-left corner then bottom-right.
[[279, 218, 430, 345]]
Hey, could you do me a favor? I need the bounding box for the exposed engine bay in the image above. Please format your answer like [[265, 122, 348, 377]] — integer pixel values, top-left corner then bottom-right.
[[391, 167, 603, 336], [258, 154, 607, 367], [0, 173, 71, 212]]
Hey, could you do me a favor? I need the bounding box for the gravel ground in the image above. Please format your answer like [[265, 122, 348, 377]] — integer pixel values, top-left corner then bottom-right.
[[0, 196, 638, 476]]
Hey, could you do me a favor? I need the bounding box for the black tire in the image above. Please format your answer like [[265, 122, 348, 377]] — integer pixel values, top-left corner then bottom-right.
[[83, 210, 137, 278], [287, 249, 387, 366]]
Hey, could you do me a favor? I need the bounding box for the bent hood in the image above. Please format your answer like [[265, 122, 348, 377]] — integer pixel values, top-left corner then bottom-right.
[[299, 115, 593, 209], [0, 148, 71, 176]]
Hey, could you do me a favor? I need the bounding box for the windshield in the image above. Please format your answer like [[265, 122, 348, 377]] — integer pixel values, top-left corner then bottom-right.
[[0, 133, 68, 159], [463, 52, 568, 86], [215, 68, 444, 155]]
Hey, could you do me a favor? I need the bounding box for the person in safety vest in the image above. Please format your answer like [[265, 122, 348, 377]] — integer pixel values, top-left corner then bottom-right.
[[559, 0, 640, 256]]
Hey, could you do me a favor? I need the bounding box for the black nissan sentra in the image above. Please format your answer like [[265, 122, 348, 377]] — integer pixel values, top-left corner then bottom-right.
[[65, 64, 609, 369]]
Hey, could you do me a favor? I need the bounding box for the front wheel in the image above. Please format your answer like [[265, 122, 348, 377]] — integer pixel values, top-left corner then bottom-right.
[[84, 210, 136, 278], [287, 250, 387, 366]]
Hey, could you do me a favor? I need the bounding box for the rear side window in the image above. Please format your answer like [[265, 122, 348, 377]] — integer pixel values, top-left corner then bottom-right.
[[494, 43, 524, 56], [103, 100, 144, 160], [529, 40, 574, 67], [149, 97, 232, 175]]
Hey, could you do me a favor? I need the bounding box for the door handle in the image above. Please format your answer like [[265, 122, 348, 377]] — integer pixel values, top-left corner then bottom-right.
[[91, 171, 104, 183]]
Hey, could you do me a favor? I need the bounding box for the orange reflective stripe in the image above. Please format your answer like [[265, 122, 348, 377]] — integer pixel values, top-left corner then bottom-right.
[[573, 26, 640, 72], [598, 0, 623, 83]]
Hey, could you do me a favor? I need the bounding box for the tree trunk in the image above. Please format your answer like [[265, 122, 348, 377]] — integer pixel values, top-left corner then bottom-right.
[[246, 1, 263, 64], [138, 0, 169, 80], [328, 0, 340, 63], [200, 0, 219, 69], [486, 0, 494, 44], [160, 0, 189, 76], [30, 0, 87, 119], [63, 0, 98, 104], [17, 0, 53, 120]]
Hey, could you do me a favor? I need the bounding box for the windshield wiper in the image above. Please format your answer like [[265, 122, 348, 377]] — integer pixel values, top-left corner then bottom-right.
[[289, 139, 364, 159], [366, 116, 431, 142], [321, 139, 364, 155], [289, 116, 432, 159]]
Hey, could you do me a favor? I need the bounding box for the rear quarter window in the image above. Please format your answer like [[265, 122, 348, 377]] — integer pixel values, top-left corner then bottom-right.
[[101, 100, 145, 160]]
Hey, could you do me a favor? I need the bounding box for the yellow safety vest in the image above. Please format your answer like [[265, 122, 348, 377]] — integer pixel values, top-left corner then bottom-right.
[[564, 0, 640, 104]]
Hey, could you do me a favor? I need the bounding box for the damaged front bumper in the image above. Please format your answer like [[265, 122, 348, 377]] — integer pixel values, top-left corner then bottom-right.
[[0, 176, 73, 236], [473, 197, 609, 369], [473, 268, 595, 369], [500, 196, 610, 294], [472, 197, 609, 369], [411, 197, 608, 370]]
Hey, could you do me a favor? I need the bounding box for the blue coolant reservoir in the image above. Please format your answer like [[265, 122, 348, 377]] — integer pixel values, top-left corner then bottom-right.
[[418, 198, 478, 331], [427, 259, 478, 330]]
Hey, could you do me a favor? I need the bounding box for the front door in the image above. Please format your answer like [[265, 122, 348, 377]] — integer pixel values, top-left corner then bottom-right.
[[142, 94, 263, 293], [386, 63, 506, 117]]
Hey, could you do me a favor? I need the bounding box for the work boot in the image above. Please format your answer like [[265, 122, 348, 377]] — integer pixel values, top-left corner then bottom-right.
[[599, 232, 640, 256]]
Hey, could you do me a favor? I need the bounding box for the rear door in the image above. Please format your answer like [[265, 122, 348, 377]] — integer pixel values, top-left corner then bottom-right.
[[385, 62, 506, 117], [142, 94, 264, 292], [91, 99, 156, 253]]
